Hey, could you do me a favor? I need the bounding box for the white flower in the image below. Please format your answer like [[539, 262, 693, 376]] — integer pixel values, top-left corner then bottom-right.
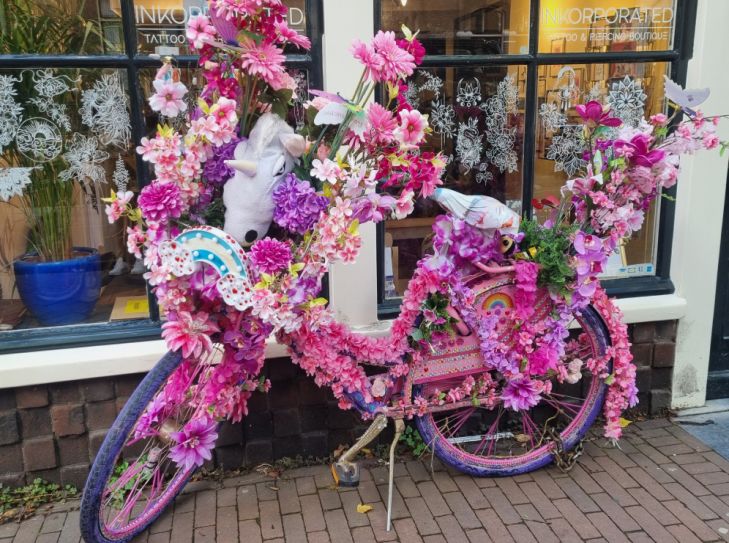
[[310, 158, 342, 184]]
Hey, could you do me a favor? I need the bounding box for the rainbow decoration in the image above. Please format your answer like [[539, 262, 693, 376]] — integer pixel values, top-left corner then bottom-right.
[[482, 291, 513, 312], [173, 226, 249, 280]]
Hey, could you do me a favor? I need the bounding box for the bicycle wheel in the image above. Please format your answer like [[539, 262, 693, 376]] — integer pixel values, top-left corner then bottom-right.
[[81, 348, 215, 543], [414, 285, 611, 477]]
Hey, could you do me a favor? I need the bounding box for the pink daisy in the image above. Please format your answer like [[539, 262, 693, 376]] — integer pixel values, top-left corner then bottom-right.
[[394, 109, 427, 147], [238, 38, 287, 87], [161, 311, 219, 359], [169, 416, 218, 470]]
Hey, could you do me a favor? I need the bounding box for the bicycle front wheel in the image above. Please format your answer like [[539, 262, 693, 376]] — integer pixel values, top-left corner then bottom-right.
[[414, 303, 611, 477], [80, 349, 208, 543]]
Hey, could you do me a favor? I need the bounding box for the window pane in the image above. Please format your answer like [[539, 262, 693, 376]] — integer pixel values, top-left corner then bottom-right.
[[134, 0, 307, 55], [534, 62, 669, 279], [0, 69, 148, 332], [380, 0, 531, 56], [0, 0, 124, 54], [384, 67, 525, 300], [538, 1, 676, 53]]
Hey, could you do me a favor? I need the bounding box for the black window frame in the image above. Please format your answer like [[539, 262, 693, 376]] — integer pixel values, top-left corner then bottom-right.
[[375, 0, 698, 319], [0, 0, 324, 354]]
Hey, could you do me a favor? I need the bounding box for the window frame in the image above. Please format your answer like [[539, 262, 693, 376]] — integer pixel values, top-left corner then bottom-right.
[[374, 0, 698, 318], [0, 0, 324, 353]]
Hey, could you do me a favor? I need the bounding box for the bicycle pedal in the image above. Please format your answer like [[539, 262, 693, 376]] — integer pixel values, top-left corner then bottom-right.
[[331, 462, 360, 487]]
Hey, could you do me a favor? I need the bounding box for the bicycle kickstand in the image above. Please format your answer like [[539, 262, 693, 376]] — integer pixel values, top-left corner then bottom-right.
[[331, 414, 388, 487], [386, 419, 405, 532]]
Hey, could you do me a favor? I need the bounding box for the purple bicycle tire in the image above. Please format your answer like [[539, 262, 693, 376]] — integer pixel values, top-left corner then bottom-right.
[[80, 351, 195, 543], [414, 304, 612, 477]]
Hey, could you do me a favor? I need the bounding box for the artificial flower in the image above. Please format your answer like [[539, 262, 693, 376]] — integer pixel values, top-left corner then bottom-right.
[[149, 79, 188, 117], [169, 416, 218, 470], [249, 238, 292, 274]]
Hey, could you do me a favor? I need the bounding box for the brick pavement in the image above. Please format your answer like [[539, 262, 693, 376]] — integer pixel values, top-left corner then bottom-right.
[[4, 419, 729, 542]]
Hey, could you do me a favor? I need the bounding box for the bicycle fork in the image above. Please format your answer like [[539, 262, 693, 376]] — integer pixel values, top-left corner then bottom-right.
[[330, 414, 405, 531]]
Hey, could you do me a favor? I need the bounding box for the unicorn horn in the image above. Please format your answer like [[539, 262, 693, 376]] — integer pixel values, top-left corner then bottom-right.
[[225, 159, 257, 177]]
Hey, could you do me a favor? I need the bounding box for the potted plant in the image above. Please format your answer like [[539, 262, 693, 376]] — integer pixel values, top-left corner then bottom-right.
[[0, 0, 130, 326]]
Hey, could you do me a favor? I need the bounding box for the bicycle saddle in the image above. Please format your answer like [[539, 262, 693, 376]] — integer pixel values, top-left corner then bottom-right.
[[431, 187, 520, 235]]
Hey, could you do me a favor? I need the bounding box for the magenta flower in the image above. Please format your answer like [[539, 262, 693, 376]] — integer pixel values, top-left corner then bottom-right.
[[149, 79, 188, 117], [501, 377, 543, 411], [169, 416, 218, 471], [394, 109, 427, 147], [138, 181, 184, 223], [575, 101, 622, 128], [249, 238, 292, 274], [162, 311, 219, 359], [614, 134, 666, 167]]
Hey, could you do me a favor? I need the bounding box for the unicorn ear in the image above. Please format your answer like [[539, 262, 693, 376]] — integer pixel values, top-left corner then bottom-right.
[[279, 133, 306, 158]]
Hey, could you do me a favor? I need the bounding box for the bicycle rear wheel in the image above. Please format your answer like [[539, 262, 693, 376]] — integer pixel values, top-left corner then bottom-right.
[[80, 349, 215, 543], [414, 302, 611, 477]]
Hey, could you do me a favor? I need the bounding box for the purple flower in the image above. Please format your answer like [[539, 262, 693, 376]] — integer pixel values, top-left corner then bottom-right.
[[138, 181, 183, 223], [432, 216, 503, 270], [203, 137, 240, 185], [614, 134, 666, 168], [169, 416, 218, 470], [249, 237, 292, 274], [272, 174, 328, 234], [501, 377, 543, 411]]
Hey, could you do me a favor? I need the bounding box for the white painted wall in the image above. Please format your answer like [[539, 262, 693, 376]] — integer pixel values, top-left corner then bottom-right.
[[670, 0, 729, 408]]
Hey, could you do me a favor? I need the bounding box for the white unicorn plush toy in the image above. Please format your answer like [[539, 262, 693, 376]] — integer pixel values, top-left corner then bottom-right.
[[223, 112, 306, 245]]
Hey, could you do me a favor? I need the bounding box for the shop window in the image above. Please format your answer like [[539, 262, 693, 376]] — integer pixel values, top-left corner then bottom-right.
[[0, 0, 322, 350], [0, 68, 146, 332], [377, 0, 691, 311], [380, 0, 531, 55], [538, 0, 676, 54], [0, 0, 124, 54]]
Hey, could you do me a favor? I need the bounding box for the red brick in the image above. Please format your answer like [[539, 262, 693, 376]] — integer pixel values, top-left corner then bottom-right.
[[586, 512, 630, 543], [0, 409, 19, 445], [435, 514, 467, 542], [15, 386, 48, 408], [0, 443, 23, 477], [416, 481, 450, 517], [663, 500, 720, 541], [51, 404, 85, 437], [507, 523, 537, 543], [60, 463, 88, 489], [631, 343, 653, 367], [632, 323, 656, 343], [553, 498, 601, 539], [443, 492, 480, 530], [237, 485, 259, 521], [22, 436, 57, 471], [300, 494, 326, 532], [81, 380, 115, 402], [652, 341, 676, 367], [496, 478, 529, 504], [393, 518, 424, 543], [476, 509, 516, 543], [664, 482, 716, 519], [625, 505, 679, 542], [404, 497, 440, 536], [323, 509, 351, 543], [216, 506, 238, 543], [195, 489, 217, 528], [626, 487, 678, 525], [519, 482, 560, 520], [85, 400, 117, 430]]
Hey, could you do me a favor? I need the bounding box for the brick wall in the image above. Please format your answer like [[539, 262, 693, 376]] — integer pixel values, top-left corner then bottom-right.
[[0, 319, 679, 488], [630, 320, 678, 416]]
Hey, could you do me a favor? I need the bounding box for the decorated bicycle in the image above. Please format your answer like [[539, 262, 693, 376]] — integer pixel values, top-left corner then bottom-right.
[[79, 1, 725, 541]]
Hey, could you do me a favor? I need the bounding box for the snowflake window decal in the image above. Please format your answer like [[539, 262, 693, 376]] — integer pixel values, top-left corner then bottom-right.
[[455, 117, 483, 172], [59, 134, 110, 185], [456, 78, 481, 108], [608, 76, 647, 128], [0, 167, 36, 202], [482, 75, 519, 174], [546, 125, 587, 177], [80, 72, 132, 148]]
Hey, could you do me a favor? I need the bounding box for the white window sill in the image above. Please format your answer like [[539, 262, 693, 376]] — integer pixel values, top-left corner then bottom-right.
[[0, 293, 686, 389]]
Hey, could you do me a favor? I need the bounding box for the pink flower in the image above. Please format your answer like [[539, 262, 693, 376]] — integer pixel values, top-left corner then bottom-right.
[[104, 190, 133, 223], [575, 101, 622, 128], [149, 79, 188, 117], [186, 14, 216, 49], [138, 181, 184, 223], [238, 38, 287, 87], [371, 31, 415, 83], [394, 109, 427, 147], [350, 40, 384, 82], [650, 113, 668, 126], [169, 416, 218, 470], [394, 189, 415, 219], [126, 225, 146, 259], [501, 377, 543, 411], [162, 311, 219, 359], [703, 132, 720, 150], [249, 238, 292, 274], [614, 134, 665, 168], [366, 102, 397, 145], [274, 19, 311, 50], [310, 158, 342, 184]]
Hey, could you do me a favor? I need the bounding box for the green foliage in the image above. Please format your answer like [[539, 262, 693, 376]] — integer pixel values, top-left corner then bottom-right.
[[0, 478, 78, 523], [519, 218, 576, 297], [399, 424, 428, 457], [410, 292, 457, 346]]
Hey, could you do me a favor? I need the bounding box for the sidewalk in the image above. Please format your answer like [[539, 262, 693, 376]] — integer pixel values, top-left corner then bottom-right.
[[3, 418, 729, 543]]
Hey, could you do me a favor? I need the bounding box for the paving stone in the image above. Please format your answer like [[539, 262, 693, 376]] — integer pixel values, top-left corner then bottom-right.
[[416, 481, 450, 517], [237, 520, 262, 543], [215, 506, 238, 543], [554, 477, 600, 512], [237, 485, 258, 521], [194, 489, 216, 528], [496, 478, 529, 505], [295, 476, 316, 496], [476, 508, 516, 543], [259, 500, 284, 539], [465, 528, 492, 543], [546, 517, 582, 543], [452, 476, 490, 509], [442, 492, 480, 529], [57, 510, 80, 543], [282, 513, 307, 543], [324, 509, 354, 543], [169, 511, 193, 543], [434, 514, 467, 542], [518, 482, 560, 520], [591, 492, 641, 532], [586, 511, 631, 543], [553, 498, 601, 539], [300, 494, 327, 532], [508, 523, 538, 543], [340, 488, 371, 528], [625, 505, 679, 543], [392, 518, 423, 543], [404, 497, 440, 536], [664, 482, 717, 520], [39, 513, 66, 534]]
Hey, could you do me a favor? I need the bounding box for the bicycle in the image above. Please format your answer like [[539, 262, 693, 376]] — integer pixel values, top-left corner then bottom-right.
[[79, 5, 724, 541]]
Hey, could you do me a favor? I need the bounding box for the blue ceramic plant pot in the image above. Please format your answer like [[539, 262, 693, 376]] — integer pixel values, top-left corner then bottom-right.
[[13, 247, 102, 326]]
